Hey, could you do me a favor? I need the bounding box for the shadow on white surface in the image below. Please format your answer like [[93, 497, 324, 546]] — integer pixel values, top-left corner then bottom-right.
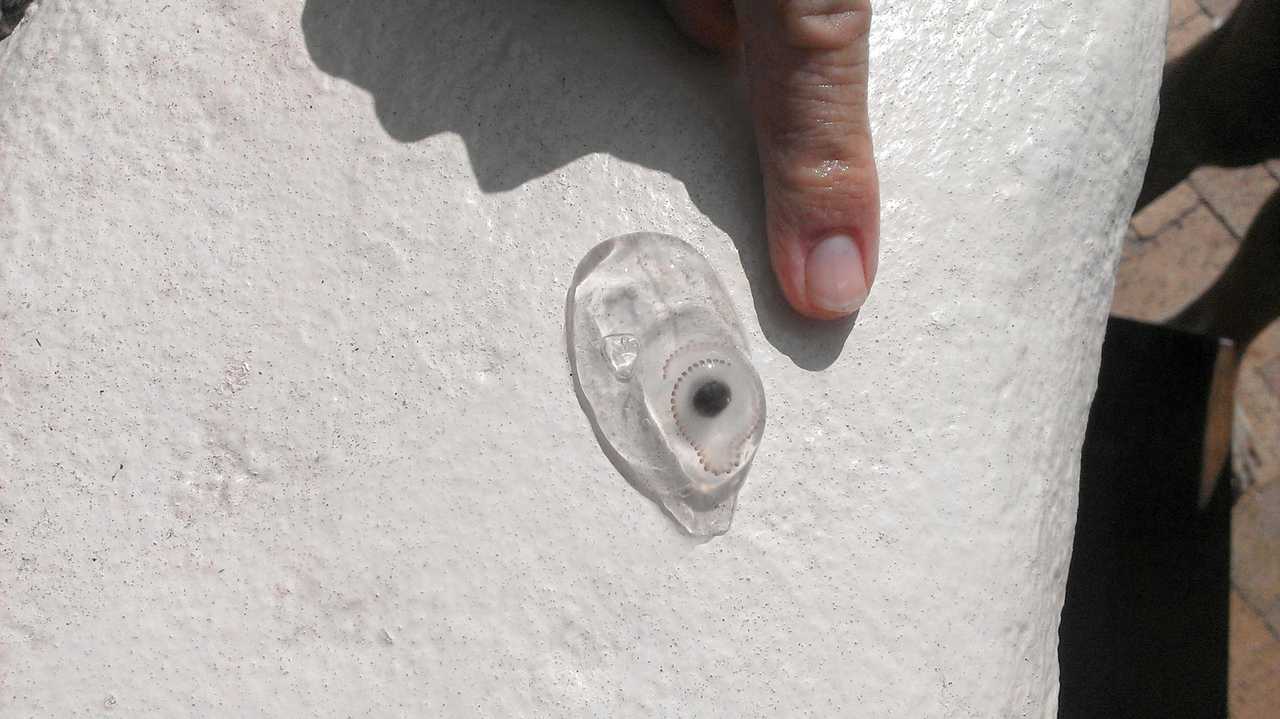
[[301, 0, 858, 370]]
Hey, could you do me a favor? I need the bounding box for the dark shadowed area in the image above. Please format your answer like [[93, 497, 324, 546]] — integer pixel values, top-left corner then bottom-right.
[[1060, 319, 1231, 718], [0, 0, 34, 41]]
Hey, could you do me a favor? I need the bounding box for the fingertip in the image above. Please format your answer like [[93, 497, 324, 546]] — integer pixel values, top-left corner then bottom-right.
[[771, 231, 873, 320], [805, 233, 869, 317], [737, 0, 879, 322]]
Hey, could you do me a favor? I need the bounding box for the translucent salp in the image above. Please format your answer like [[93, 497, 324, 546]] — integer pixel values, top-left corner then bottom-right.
[[566, 233, 766, 536]]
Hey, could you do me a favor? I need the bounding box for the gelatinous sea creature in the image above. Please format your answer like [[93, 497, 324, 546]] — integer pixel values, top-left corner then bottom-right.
[[566, 233, 766, 536]]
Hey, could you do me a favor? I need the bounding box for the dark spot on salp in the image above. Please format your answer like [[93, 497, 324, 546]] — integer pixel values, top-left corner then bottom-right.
[[692, 379, 731, 417]]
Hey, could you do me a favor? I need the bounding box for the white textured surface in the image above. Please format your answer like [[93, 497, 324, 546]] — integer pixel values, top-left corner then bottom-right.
[[0, 1, 1165, 715]]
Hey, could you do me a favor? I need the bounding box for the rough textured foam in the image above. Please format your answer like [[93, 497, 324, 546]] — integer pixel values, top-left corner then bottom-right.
[[0, 0, 1166, 715]]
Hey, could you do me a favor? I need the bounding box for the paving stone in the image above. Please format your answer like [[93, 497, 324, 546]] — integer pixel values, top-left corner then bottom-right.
[[1167, 12, 1214, 58], [1199, 0, 1242, 21], [1261, 354, 1280, 398], [1190, 165, 1280, 238], [1111, 205, 1238, 322], [1132, 182, 1200, 238], [1235, 322, 1280, 492], [1232, 479, 1280, 635], [1171, 0, 1205, 26], [1229, 591, 1280, 719]]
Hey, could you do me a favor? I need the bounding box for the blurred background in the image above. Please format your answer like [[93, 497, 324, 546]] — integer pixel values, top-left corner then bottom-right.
[[1108, 0, 1280, 715]]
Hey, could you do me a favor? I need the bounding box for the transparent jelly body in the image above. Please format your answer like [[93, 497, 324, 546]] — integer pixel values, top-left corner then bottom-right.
[[566, 233, 766, 536]]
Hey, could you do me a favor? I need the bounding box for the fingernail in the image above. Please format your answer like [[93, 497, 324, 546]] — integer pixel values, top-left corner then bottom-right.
[[805, 234, 868, 315]]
